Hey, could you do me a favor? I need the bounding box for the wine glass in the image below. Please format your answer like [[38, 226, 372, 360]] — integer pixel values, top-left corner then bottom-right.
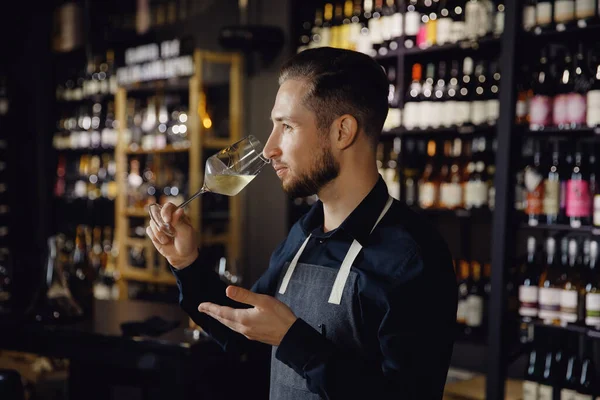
[[149, 135, 270, 237]]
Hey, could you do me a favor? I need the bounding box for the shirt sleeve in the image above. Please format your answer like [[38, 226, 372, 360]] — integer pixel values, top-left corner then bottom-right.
[[275, 250, 458, 399], [170, 238, 289, 355]]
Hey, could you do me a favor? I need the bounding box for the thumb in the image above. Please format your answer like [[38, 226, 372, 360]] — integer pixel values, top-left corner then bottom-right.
[[170, 208, 186, 227], [226, 286, 261, 306]]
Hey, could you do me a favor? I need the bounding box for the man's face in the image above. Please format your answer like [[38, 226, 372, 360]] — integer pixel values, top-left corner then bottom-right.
[[263, 79, 340, 199]]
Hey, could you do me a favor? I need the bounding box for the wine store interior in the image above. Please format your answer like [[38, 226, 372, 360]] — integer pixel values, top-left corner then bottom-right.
[[4, 0, 600, 399]]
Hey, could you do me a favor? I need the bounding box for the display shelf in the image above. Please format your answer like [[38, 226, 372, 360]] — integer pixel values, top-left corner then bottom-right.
[[125, 145, 191, 155]]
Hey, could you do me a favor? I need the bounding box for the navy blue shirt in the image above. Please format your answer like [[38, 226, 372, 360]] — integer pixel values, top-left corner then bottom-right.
[[172, 176, 458, 399]]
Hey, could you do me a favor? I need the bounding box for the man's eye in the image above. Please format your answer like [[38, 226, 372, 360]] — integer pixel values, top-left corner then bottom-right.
[[283, 124, 292, 131]]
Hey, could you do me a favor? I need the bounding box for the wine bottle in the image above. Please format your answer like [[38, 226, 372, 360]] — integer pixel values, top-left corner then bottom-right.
[[570, 42, 591, 129], [587, 54, 600, 128], [487, 59, 501, 125], [432, 61, 448, 129], [539, 237, 563, 325], [560, 238, 583, 326], [442, 59, 460, 128], [577, 338, 598, 398], [436, 1, 452, 45], [584, 240, 600, 327], [403, 63, 423, 130], [404, 0, 420, 48], [575, 0, 598, 27], [555, 0, 576, 31], [567, 150, 592, 228], [457, 57, 474, 127], [419, 62, 436, 130], [561, 331, 582, 399], [457, 260, 470, 327], [471, 60, 488, 127], [523, 0, 537, 31], [525, 143, 545, 226], [418, 140, 439, 209], [530, 48, 554, 130], [554, 48, 574, 129], [465, 261, 484, 332], [523, 342, 543, 400], [519, 236, 540, 320], [536, 0, 555, 33], [544, 142, 561, 225]]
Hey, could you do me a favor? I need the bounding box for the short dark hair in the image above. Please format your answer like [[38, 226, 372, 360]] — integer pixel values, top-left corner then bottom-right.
[[279, 47, 389, 147]]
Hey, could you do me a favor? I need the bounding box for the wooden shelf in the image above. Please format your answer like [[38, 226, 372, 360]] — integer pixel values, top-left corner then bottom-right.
[[124, 208, 149, 218], [203, 137, 232, 150], [527, 23, 600, 38], [121, 266, 177, 285], [125, 237, 148, 247], [125, 145, 190, 155]]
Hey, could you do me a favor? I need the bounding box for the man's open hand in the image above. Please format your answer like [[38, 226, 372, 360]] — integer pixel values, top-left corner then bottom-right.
[[197, 286, 297, 346]]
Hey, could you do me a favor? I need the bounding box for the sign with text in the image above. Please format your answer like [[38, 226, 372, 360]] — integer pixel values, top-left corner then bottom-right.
[[116, 38, 194, 86]]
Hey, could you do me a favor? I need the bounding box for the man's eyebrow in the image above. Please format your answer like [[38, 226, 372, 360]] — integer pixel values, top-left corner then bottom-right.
[[270, 115, 297, 123]]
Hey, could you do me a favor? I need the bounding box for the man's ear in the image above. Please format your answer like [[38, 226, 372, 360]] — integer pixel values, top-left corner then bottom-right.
[[333, 114, 358, 150]]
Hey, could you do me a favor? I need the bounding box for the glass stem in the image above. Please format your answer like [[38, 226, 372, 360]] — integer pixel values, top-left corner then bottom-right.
[[177, 185, 209, 210]]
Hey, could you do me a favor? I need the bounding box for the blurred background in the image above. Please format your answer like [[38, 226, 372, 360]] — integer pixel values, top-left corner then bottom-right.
[[1, 0, 600, 399]]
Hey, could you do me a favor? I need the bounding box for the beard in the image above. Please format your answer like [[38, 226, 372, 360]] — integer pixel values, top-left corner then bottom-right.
[[283, 144, 340, 199]]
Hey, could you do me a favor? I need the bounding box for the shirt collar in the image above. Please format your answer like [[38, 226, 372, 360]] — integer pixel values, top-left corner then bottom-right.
[[301, 176, 390, 246]]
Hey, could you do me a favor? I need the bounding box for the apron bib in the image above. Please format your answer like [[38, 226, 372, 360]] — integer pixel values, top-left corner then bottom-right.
[[269, 196, 393, 399]]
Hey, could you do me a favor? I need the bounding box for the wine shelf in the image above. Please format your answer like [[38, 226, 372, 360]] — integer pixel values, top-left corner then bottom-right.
[[519, 223, 600, 235], [373, 37, 501, 60], [383, 124, 497, 138], [528, 321, 600, 341], [125, 145, 190, 155]]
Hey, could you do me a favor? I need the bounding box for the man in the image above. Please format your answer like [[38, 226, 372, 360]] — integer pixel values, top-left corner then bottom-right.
[[147, 47, 457, 399]]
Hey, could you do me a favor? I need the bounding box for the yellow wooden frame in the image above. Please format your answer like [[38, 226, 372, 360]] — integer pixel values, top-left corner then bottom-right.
[[114, 49, 244, 298]]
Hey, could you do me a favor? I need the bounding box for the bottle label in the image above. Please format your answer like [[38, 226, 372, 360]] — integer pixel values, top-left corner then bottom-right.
[[436, 18, 452, 45], [517, 99, 528, 118], [403, 102, 419, 130], [562, 389, 578, 400], [465, 181, 488, 208], [404, 11, 421, 36], [429, 103, 442, 128], [586, 293, 600, 326], [419, 182, 437, 208], [441, 101, 457, 127], [523, 381, 539, 400], [560, 290, 579, 323], [539, 384, 554, 400], [574, 395, 593, 400], [426, 19, 437, 46], [555, 0, 576, 23], [466, 295, 483, 327], [594, 195, 600, 226], [525, 169, 544, 215], [554, 94, 569, 126], [457, 299, 467, 324], [486, 99, 500, 123], [544, 179, 560, 215], [567, 180, 591, 217], [530, 95, 553, 127], [537, 3, 553, 25], [576, 0, 596, 18], [391, 12, 403, 38], [440, 183, 463, 208], [471, 101, 487, 126], [567, 93, 587, 125], [405, 178, 416, 206], [418, 102, 433, 129], [456, 102, 471, 125], [519, 285, 539, 317], [523, 6, 537, 30], [451, 21, 465, 43], [539, 287, 562, 321], [416, 24, 428, 48], [588, 90, 600, 108]]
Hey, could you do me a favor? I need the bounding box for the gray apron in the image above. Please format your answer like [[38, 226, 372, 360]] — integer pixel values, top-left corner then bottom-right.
[[270, 196, 394, 400]]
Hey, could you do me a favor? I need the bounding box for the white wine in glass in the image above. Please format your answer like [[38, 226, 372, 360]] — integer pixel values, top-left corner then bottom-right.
[[149, 135, 269, 237]]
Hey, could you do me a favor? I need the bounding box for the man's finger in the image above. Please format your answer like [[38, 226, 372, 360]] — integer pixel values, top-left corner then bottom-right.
[[170, 208, 186, 227], [161, 202, 177, 224], [146, 226, 164, 250], [198, 303, 247, 331], [225, 286, 265, 307], [150, 220, 171, 245]]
